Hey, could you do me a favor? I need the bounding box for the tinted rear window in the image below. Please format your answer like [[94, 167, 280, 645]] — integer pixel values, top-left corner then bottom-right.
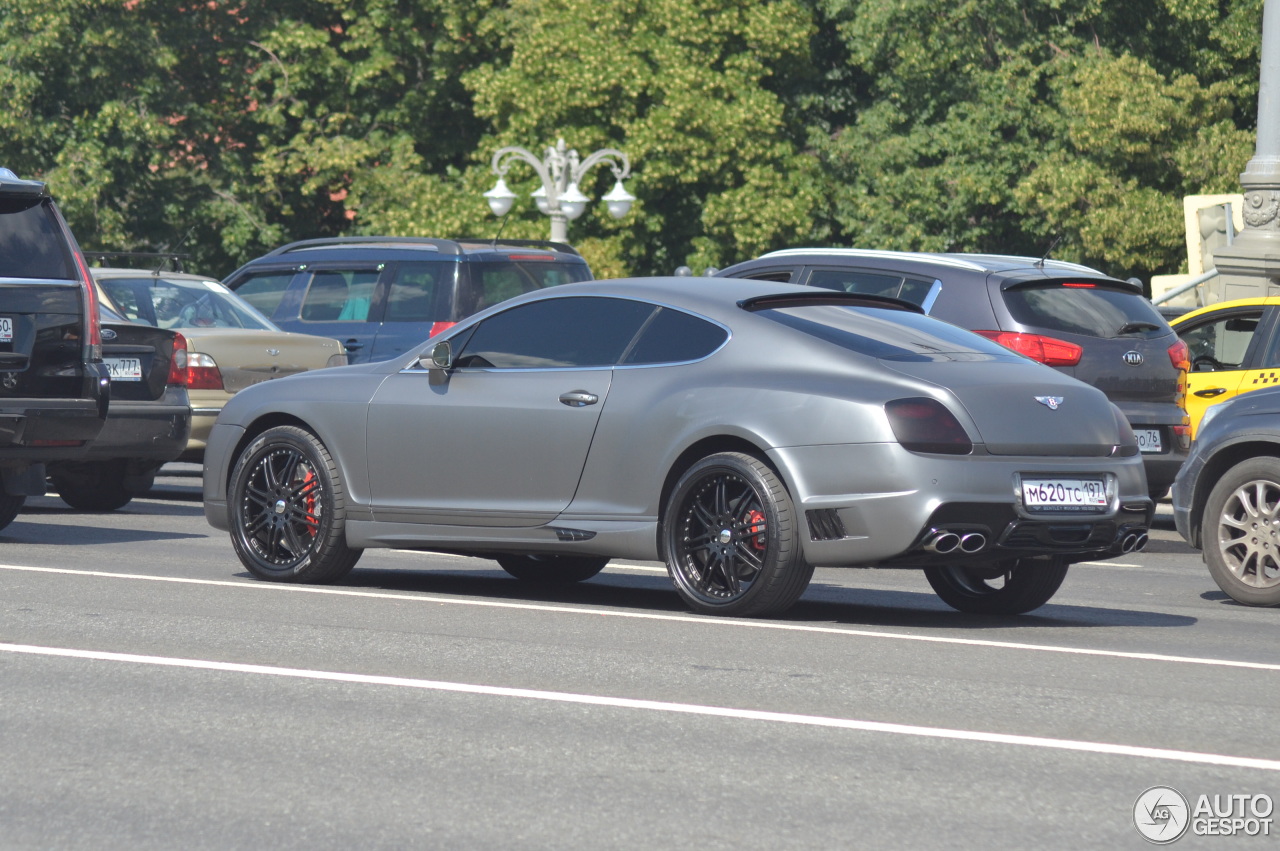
[[0, 197, 74, 280], [761, 304, 1016, 361], [463, 260, 592, 314], [623, 307, 728, 364], [1002, 283, 1168, 338]]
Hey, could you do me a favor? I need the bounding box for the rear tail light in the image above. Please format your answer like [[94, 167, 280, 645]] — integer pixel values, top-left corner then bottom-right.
[[974, 330, 1083, 366], [1168, 339, 1190, 372], [885, 397, 973, 455], [167, 333, 190, 386], [186, 352, 224, 390], [326, 353, 348, 368], [428, 321, 456, 337]]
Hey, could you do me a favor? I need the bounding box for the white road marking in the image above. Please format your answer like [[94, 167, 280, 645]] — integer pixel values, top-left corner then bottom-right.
[[2, 641, 1276, 772], [2, 563, 1276, 673]]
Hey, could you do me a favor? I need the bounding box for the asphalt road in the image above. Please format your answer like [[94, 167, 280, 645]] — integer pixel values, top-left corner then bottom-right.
[[1, 464, 1276, 849]]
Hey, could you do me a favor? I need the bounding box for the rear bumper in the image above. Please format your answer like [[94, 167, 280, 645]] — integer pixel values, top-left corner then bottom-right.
[[81, 393, 192, 462], [0, 398, 108, 463]]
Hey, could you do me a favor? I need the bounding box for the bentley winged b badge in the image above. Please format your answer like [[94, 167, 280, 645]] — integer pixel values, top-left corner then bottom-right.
[[1035, 395, 1064, 410]]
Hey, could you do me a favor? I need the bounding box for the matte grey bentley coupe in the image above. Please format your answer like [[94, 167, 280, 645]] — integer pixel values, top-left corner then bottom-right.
[[203, 277, 1154, 617]]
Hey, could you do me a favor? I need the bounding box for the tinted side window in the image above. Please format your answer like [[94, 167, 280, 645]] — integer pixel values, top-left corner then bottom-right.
[[385, 261, 451, 322], [0, 198, 73, 280], [457, 297, 654, 369], [300, 269, 380, 321], [233, 271, 295, 318], [460, 260, 592, 316], [1003, 283, 1168, 339], [623, 308, 727, 364], [808, 268, 937, 307]]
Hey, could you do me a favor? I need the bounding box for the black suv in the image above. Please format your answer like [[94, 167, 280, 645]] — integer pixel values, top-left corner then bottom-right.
[[718, 249, 1191, 499], [0, 168, 111, 530], [222, 237, 593, 363]]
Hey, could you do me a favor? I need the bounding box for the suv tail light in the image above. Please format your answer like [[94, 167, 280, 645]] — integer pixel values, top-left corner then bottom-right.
[[186, 352, 224, 390], [974, 330, 1083, 366], [167, 333, 190, 386], [1168, 339, 1190, 372], [429, 321, 456, 338], [885, 398, 973, 455]]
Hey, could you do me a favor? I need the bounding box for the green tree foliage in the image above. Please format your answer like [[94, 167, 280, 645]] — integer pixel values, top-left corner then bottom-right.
[[0, 0, 1267, 281]]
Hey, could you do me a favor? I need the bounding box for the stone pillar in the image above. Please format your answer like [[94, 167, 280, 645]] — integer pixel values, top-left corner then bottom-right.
[[1212, 0, 1280, 301]]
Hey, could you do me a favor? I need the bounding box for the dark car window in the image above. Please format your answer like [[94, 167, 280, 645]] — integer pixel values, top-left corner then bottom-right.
[[0, 198, 74, 280], [1182, 311, 1262, 371], [300, 269, 380, 321], [462, 260, 592, 315], [623, 307, 728, 365], [385, 261, 451, 322], [761, 303, 1016, 361], [456, 297, 654, 369], [807, 268, 939, 307], [1003, 283, 1168, 339], [234, 270, 295, 317]]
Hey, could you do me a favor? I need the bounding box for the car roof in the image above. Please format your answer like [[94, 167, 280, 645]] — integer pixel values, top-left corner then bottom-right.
[[752, 247, 1109, 277], [1170, 295, 1280, 326], [89, 267, 222, 286], [247, 236, 585, 262]]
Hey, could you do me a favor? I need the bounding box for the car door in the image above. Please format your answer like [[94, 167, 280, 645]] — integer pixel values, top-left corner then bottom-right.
[[289, 265, 385, 363], [368, 259, 457, 362], [1176, 305, 1270, 437], [364, 295, 656, 526]]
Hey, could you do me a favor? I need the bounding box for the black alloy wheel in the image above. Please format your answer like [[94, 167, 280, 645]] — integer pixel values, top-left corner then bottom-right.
[[663, 451, 813, 617], [496, 554, 610, 583], [228, 425, 361, 583], [1201, 456, 1280, 606], [923, 556, 1069, 615]]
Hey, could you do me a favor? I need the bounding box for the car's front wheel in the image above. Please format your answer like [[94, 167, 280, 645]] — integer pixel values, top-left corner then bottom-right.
[[1201, 456, 1280, 606], [923, 557, 1069, 614], [663, 452, 813, 617], [228, 425, 361, 583], [496, 555, 609, 583], [50, 460, 133, 511]]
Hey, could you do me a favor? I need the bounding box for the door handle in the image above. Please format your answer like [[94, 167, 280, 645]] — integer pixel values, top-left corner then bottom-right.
[[344, 339, 365, 350], [559, 391, 599, 407], [1194, 388, 1228, 398]]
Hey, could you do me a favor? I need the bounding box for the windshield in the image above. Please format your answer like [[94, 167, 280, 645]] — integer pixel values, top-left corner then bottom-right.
[[97, 276, 278, 331]]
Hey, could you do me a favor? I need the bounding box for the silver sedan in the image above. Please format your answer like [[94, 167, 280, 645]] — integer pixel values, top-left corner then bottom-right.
[[203, 277, 1154, 617]]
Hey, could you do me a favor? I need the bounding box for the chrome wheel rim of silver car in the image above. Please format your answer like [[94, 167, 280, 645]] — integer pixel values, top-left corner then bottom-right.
[[1214, 478, 1280, 589], [238, 445, 324, 567], [672, 471, 768, 603]]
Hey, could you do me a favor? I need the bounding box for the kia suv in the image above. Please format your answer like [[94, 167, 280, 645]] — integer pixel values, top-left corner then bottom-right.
[[718, 249, 1190, 499], [0, 168, 110, 530], [222, 237, 594, 363]]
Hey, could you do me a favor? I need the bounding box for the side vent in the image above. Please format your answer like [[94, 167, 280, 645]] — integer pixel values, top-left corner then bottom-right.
[[806, 509, 846, 541], [552, 527, 597, 542]]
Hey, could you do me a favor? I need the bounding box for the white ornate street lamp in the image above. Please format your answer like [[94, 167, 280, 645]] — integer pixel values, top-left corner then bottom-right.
[[484, 138, 634, 242]]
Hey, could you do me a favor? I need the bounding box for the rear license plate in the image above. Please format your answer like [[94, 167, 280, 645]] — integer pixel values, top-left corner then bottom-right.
[[105, 357, 143, 381], [1021, 477, 1108, 512], [1135, 428, 1163, 453], [0, 317, 12, 341]]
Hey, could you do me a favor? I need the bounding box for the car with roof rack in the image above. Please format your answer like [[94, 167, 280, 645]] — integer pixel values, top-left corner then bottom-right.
[[0, 167, 111, 531], [717, 248, 1191, 500], [221, 237, 594, 363]]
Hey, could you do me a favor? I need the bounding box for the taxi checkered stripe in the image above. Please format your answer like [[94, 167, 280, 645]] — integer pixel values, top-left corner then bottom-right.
[[1253, 372, 1280, 385]]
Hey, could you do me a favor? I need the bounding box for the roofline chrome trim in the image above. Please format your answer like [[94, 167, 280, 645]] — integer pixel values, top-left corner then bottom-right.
[[759, 248, 1105, 276]]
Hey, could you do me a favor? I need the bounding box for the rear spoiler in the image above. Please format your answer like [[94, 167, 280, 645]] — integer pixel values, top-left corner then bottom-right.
[[738, 291, 924, 314]]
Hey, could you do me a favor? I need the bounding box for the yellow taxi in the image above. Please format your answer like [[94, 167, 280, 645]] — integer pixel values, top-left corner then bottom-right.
[[1171, 295, 1280, 438]]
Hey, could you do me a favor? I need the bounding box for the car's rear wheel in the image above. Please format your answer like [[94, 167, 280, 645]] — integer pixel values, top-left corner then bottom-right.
[[924, 557, 1069, 614], [228, 425, 361, 583], [496, 555, 609, 583], [663, 452, 813, 617], [0, 493, 23, 531], [50, 460, 133, 511], [1202, 456, 1280, 606]]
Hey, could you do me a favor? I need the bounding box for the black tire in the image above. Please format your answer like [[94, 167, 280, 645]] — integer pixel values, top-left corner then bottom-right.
[[0, 493, 23, 532], [924, 557, 1069, 615], [50, 460, 133, 511], [1200, 456, 1280, 606], [496, 555, 609, 583], [228, 425, 361, 583], [662, 451, 813, 617]]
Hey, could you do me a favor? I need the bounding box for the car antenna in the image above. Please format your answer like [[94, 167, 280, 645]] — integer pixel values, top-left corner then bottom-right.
[[490, 208, 511, 249], [155, 227, 196, 275], [1035, 235, 1063, 269]]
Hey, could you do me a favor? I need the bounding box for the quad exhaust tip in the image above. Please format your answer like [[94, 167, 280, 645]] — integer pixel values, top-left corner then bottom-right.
[[924, 529, 987, 555]]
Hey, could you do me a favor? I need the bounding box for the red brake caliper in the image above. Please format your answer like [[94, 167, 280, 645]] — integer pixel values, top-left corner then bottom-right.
[[745, 509, 767, 550], [302, 470, 318, 537]]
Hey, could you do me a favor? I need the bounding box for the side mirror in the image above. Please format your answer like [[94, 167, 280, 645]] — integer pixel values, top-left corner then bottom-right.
[[420, 339, 453, 371]]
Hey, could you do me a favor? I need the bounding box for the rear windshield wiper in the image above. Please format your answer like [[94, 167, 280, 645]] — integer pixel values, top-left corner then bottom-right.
[[1116, 320, 1162, 335]]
